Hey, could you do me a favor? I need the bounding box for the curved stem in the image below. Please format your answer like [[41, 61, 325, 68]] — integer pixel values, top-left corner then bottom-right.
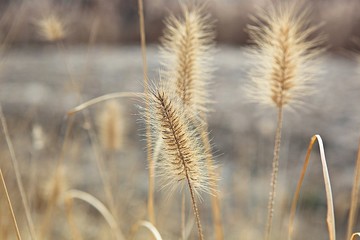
[[288, 135, 335, 240], [130, 220, 162, 240], [67, 92, 142, 115]]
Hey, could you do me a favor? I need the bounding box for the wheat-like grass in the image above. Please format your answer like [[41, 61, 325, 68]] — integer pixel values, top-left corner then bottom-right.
[[160, 5, 215, 115], [145, 82, 216, 240], [147, 84, 214, 197], [246, 2, 323, 109], [160, 5, 223, 239], [246, 2, 324, 239]]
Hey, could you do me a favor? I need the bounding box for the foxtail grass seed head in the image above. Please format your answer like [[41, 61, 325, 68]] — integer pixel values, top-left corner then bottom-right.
[[246, 2, 324, 109], [144, 82, 216, 196], [160, 5, 215, 115], [98, 100, 124, 151], [38, 15, 65, 42]]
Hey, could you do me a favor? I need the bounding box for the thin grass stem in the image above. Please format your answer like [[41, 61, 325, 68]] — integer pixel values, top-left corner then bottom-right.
[[130, 220, 162, 240], [200, 120, 223, 240], [0, 168, 22, 240], [265, 105, 283, 240], [186, 173, 204, 240], [182, 191, 186, 240], [0, 104, 36, 239], [137, 0, 155, 225], [67, 92, 143, 116]]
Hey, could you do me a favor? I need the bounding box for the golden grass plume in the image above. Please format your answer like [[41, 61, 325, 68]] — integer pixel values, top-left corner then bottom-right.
[[246, 2, 324, 109], [145, 82, 216, 196], [160, 5, 215, 115], [37, 15, 65, 42]]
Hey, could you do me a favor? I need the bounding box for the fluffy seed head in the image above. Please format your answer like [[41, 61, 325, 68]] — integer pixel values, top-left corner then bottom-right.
[[98, 100, 124, 151], [38, 15, 65, 42], [160, 5, 215, 115], [145, 82, 215, 196], [246, 2, 324, 109]]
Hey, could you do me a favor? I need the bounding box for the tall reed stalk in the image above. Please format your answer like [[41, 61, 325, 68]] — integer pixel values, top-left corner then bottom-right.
[[246, 3, 324, 239], [137, 0, 155, 225]]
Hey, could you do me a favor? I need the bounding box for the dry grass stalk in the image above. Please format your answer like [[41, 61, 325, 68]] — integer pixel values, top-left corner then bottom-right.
[[181, 192, 186, 240], [246, 3, 323, 239], [146, 85, 217, 239], [130, 220, 163, 240], [137, 0, 155, 225], [37, 15, 65, 42], [288, 135, 336, 240], [346, 140, 360, 240], [65, 189, 125, 240], [161, 5, 223, 239], [98, 100, 124, 151], [0, 168, 21, 240], [0, 104, 36, 239]]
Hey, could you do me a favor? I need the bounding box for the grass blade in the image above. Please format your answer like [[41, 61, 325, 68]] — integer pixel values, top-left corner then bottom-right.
[[130, 220, 163, 240], [347, 140, 360, 240], [0, 168, 22, 240], [65, 189, 125, 240], [288, 134, 336, 240], [67, 92, 143, 115]]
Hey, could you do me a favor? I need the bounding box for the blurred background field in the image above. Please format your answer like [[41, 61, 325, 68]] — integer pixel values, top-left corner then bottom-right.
[[0, 0, 360, 239]]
